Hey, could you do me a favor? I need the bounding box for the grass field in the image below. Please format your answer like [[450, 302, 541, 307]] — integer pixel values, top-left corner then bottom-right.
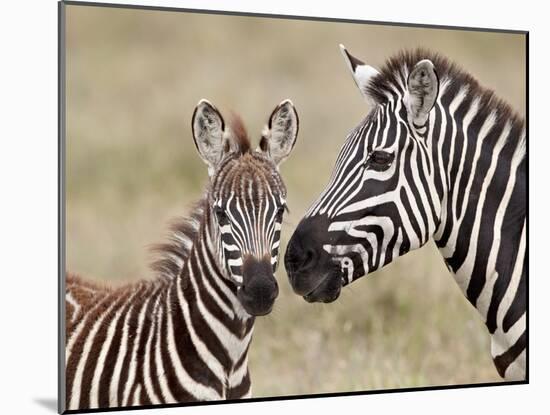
[[65, 4, 525, 396]]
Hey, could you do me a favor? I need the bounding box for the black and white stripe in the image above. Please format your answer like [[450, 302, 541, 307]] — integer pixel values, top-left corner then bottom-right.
[[285, 47, 525, 380], [65, 225, 256, 409], [65, 99, 299, 411], [215, 187, 285, 283]]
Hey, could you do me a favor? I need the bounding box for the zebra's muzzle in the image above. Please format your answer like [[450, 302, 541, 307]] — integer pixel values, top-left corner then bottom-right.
[[285, 214, 343, 302], [302, 269, 343, 303], [238, 254, 279, 316]]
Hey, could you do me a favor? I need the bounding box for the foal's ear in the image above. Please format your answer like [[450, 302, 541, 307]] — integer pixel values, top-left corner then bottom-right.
[[259, 99, 299, 166], [339, 44, 380, 105], [192, 99, 226, 174], [405, 59, 439, 126]]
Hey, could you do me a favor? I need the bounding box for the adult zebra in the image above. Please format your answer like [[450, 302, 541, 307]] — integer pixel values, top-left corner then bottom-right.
[[65, 99, 299, 411], [284, 46, 526, 380]]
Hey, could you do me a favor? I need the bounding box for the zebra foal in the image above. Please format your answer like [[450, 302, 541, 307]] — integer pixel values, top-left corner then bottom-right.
[[65, 99, 299, 410], [285, 46, 526, 380]]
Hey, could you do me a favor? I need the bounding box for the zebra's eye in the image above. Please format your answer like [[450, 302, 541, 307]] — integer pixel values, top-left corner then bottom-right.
[[276, 205, 286, 220], [214, 206, 228, 224], [365, 150, 394, 171]]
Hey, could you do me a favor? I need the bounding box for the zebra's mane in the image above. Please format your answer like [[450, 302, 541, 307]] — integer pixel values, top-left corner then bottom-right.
[[367, 49, 525, 141], [149, 198, 206, 279], [226, 112, 251, 154]]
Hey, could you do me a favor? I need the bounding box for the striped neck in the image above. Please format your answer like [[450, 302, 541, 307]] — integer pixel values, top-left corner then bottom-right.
[[177, 217, 253, 323], [430, 80, 526, 307], [162, 213, 254, 397]]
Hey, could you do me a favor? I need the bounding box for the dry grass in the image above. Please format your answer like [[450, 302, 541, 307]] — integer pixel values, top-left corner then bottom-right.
[[65, 4, 525, 396]]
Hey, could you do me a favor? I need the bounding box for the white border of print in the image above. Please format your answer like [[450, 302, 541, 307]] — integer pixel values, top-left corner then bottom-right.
[[0, 0, 546, 414]]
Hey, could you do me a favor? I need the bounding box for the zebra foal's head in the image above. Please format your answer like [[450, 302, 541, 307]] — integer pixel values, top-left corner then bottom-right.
[[192, 99, 298, 316], [285, 46, 441, 303]]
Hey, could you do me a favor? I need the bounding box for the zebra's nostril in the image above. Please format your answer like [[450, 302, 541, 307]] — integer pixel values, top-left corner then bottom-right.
[[302, 247, 317, 269], [285, 241, 323, 276], [285, 214, 331, 275], [287, 246, 318, 273]]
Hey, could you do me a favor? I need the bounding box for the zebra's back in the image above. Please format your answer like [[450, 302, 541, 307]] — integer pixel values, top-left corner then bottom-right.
[[65, 274, 152, 409], [65, 272, 253, 410]]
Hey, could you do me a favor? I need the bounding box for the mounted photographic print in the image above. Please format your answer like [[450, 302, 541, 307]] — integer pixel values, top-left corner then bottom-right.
[[59, 1, 527, 413]]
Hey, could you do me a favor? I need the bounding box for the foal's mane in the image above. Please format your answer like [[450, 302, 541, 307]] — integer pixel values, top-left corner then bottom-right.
[[227, 112, 251, 154], [149, 198, 206, 279]]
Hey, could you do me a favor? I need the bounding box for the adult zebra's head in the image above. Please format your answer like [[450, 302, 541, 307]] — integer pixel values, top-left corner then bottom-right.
[[285, 46, 441, 303], [193, 99, 298, 316]]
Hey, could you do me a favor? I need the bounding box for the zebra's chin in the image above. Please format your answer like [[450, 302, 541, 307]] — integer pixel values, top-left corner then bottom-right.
[[302, 270, 343, 304]]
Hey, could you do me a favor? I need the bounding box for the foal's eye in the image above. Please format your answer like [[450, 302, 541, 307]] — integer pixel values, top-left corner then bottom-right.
[[365, 150, 394, 170], [214, 206, 228, 223]]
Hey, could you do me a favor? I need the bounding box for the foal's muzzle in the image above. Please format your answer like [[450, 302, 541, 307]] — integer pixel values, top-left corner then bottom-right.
[[238, 255, 279, 316]]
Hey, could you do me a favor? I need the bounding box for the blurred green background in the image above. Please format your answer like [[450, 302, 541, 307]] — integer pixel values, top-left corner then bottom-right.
[[65, 5, 525, 396]]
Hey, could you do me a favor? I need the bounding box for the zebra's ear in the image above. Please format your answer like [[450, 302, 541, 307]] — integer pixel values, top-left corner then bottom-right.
[[405, 59, 439, 127], [192, 99, 227, 175], [259, 99, 299, 166], [339, 44, 380, 105]]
